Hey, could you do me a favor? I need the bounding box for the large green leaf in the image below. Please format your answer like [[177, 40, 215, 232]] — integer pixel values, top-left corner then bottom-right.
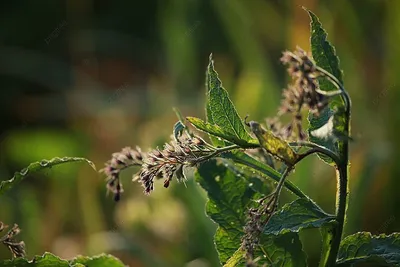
[[195, 160, 307, 266], [195, 160, 259, 263], [337, 232, 400, 266], [206, 55, 252, 146], [306, 9, 347, 165], [186, 117, 258, 147], [264, 198, 335, 235], [0, 157, 96, 196], [0, 252, 125, 267], [224, 232, 307, 267]]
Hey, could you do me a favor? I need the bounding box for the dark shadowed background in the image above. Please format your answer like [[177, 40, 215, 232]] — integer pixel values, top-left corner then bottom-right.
[[0, 0, 399, 266]]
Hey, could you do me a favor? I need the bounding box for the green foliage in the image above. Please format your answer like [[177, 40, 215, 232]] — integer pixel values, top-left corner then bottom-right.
[[195, 160, 260, 263], [306, 9, 347, 165], [0, 157, 96, 196], [183, 10, 399, 267], [224, 233, 308, 267], [264, 198, 335, 235], [1, 252, 125, 267], [249, 121, 299, 165], [2, 7, 397, 267], [186, 116, 258, 147], [205, 54, 252, 146], [222, 151, 307, 199], [195, 160, 307, 266], [318, 221, 338, 267], [0, 158, 124, 267], [337, 232, 400, 266]]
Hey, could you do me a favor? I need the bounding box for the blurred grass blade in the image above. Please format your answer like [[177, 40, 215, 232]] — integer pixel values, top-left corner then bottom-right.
[[0, 157, 96, 196], [186, 116, 258, 147], [337, 232, 400, 266], [206, 55, 253, 145], [305, 9, 347, 165]]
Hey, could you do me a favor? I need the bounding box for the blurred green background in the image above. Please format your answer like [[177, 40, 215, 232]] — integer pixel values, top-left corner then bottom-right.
[[0, 0, 399, 266]]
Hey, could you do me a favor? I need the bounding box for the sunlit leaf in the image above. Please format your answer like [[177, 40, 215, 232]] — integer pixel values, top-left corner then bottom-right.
[[337, 232, 400, 266], [186, 116, 258, 147], [318, 221, 338, 267], [248, 121, 299, 166], [305, 9, 348, 165], [223, 248, 245, 267], [0, 157, 96, 196]]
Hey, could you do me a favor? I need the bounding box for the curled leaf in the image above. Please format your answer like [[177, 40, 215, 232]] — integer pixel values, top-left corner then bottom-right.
[[248, 121, 299, 165]]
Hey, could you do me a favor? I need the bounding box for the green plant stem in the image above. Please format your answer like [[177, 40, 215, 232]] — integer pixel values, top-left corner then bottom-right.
[[317, 67, 351, 267], [290, 141, 341, 166]]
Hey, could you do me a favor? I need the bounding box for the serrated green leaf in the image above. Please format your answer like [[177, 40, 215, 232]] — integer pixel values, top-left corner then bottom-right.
[[337, 232, 400, 266], [195, 160, 265, 264], [195, 160, 307, 266], [223, 233, 308, 267], [264, 198, 335, 235], [205, 56, 227, 148], [186, 117, 258, 147], [258, 232, 307, 267], [249, 121, 299, 166], [1, 253, 126, 267], [1, 252, 70, 267], [71, 253, 126, 267], [0, 157, 96, 196], [206, 55, 252, 146], [306, 9, 348, 165]]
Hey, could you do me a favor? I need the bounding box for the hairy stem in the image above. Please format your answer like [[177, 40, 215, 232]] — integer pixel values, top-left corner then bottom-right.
[[316, 67, 351, 267], [290, 141, 341, 166]]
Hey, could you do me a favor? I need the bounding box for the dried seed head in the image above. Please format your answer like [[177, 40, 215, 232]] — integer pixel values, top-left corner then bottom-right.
[[277, 47, 330, 140], [0, 223, 26, 258], [101, 146, 144, 201]]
